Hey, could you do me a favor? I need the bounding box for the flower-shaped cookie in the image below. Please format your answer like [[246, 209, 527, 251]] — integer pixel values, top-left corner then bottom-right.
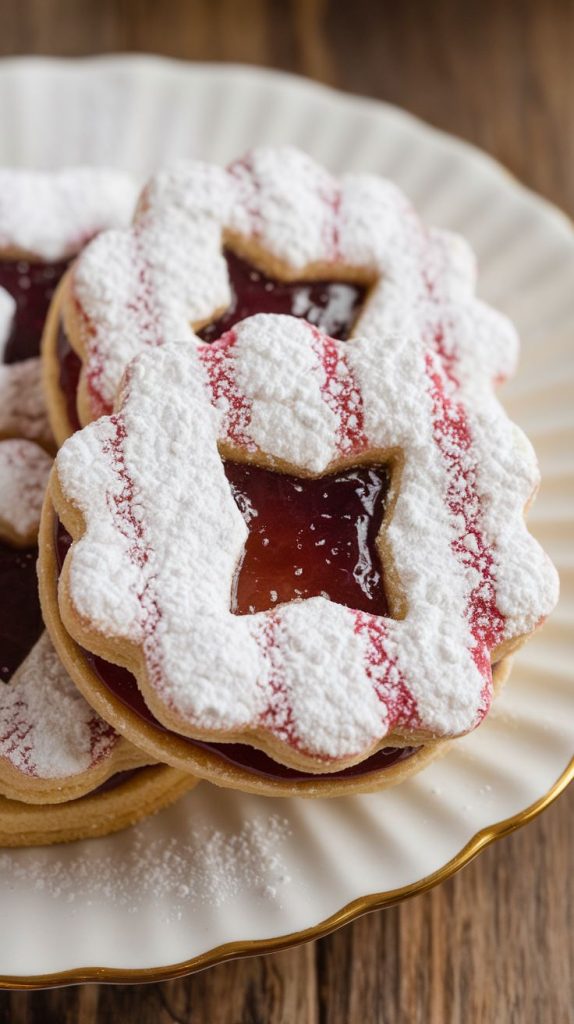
[[50, 312, 558, 773], [47, 145, 519, 445]]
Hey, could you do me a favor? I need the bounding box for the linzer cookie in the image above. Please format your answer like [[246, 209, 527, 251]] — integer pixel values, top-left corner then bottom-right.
[[44, 145, 518, 444], [41, 310, 553, 794], [0, 169, 196, 844], [0, 427, 194, 846]]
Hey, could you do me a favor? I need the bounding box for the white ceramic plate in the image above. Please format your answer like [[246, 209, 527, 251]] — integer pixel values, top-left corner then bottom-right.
[[0, 55, 572, 987]]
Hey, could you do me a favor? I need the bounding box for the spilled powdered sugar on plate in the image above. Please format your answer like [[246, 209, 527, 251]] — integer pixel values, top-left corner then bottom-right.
[[0, 812, 292, 921]]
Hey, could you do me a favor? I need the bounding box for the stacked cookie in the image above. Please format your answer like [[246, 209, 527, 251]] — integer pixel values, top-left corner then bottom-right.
[[1, 149, 558, 843], [0, 170, 194, 845]]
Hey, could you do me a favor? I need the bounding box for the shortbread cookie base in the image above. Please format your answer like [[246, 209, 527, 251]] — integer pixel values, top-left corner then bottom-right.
[[43, 150, 555, 781], [39, 493, 513, 797], [0, 764, 196, 848], [49, 258, 556, 770]]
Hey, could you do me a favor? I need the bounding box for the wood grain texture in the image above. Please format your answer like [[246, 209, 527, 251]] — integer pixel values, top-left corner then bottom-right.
[[0, 1, 572, 1021]]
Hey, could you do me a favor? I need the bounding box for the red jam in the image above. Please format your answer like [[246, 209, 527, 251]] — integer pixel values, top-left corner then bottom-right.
[[0, 542, 44, 682], [198, 249, 367, 343], [0, 258, 68, 364], [89, 767, 142, 797], [226, 462, 389, 617], [56, 321, 82, 433]]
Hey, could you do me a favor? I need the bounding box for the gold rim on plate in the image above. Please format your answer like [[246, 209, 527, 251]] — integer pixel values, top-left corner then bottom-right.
[[1, 753, 571, 990]]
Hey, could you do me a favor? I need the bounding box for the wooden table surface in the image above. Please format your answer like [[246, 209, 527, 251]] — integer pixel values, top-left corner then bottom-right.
[[0, 1, 572, 1021]]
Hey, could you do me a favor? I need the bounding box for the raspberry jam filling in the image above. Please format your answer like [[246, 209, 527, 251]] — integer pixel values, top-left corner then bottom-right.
[[0, 258, 68, 363], [0, 542, 44, 682], [198, 248, 367, 343], [227, 462, 390, 617], [56, 321, 82, 433], [55, 248, 368, 430]]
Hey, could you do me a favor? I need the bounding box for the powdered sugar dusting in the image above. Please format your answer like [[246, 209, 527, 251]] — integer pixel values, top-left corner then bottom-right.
[[0, 358, 52, 449], [0, 168, 137, 260], [0, 439, 52, 543], [198, 329, 253, 450], [0, 634, 118, 780], [232, 315, 339, 472], [0, 811, 292, 916], [228, 149, 340, 267], [309, 323, 368, 457]]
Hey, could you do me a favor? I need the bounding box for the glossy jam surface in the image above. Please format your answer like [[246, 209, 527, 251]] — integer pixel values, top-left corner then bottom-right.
[[0, 542, 43, 682], [0, 258, 68, 363], [226, 462, 389, 617], [198, 248, 367, 343]]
